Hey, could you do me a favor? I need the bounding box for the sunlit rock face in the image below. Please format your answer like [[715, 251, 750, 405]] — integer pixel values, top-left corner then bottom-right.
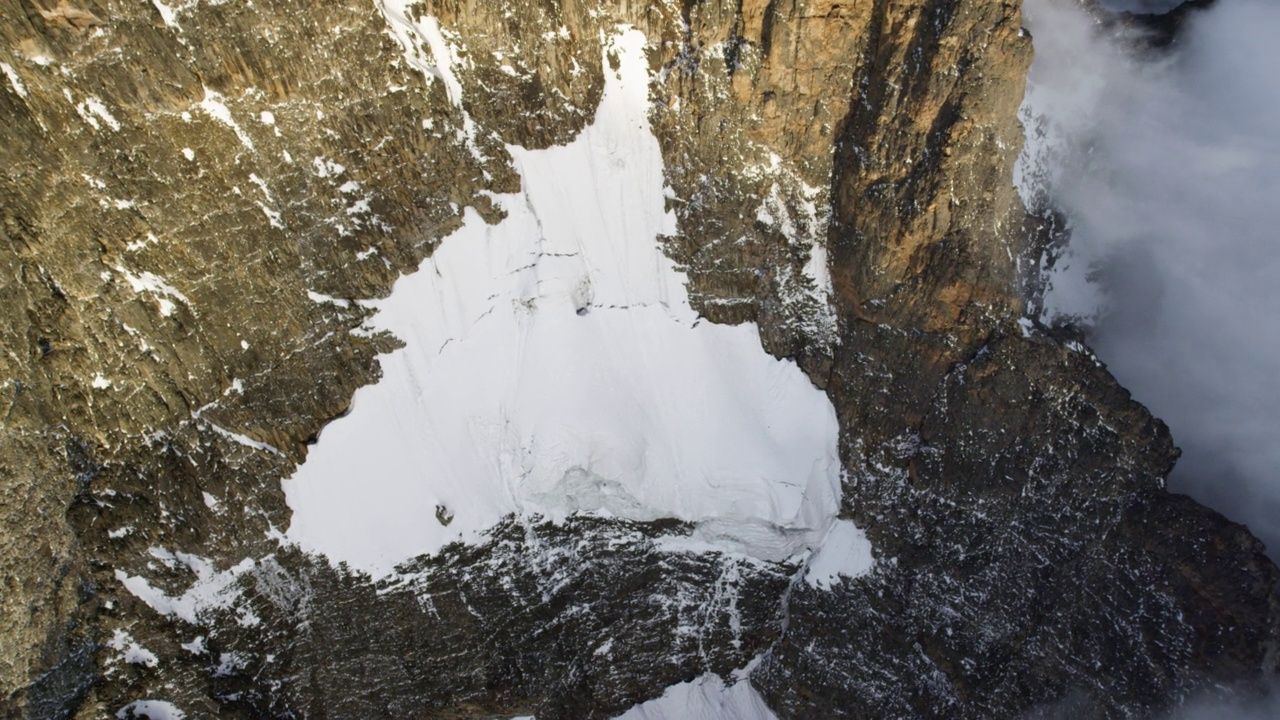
[[0, 0, 1276, 718]]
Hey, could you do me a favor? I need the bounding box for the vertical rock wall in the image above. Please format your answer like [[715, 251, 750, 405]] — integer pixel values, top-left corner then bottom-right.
[[0, 0, 1275, 717]]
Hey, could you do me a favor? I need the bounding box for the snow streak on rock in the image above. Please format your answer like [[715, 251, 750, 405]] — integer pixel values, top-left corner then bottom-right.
[[283, 28, 866, 578]]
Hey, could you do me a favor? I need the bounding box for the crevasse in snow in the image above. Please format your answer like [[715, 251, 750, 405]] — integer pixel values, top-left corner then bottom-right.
[[282, 27, 872, 581]]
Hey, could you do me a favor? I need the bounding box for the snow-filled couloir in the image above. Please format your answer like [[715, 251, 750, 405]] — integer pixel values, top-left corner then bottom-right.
[[281, 27, 871, 580]]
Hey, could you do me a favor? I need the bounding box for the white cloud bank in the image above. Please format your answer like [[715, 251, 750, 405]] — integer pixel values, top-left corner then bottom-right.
[[1020, 0, 1280, 556]]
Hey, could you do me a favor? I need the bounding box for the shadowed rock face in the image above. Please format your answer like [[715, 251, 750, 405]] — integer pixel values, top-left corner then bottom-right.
[[187, 519, 795, 719], [0, 0, 1275, 718]]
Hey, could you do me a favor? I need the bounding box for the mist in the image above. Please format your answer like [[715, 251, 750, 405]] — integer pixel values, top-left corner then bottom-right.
[[1164, 683, 1280, 720], [1018, 0, 1280, 558]]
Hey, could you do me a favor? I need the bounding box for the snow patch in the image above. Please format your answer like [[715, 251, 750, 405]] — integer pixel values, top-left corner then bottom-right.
[[747, 153, 837, 346], [375, 1, 485, 161], [377, 0, 459, 102], [257, 202, 284, 229], [115, 552, 254, 624], [192, 408, 284, 456], [150, 0, 188, 28], [312, 156, 345, 178], [115, 266, 190, 317], [284, 29, 857, 578], [107, 629, 159, 668], [214, 651, 246, 677], [197, 89, 254, 150], [1, 63, 26, 98], [248, 173, 273, 201], [116, 700, 185, 720], [307, 290, 351, 308], [804, 519, 874, 589], [76, 96, 121, 131]]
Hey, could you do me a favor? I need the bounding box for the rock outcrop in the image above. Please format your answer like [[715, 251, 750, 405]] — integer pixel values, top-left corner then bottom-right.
[[0, 0, 1275, 718]]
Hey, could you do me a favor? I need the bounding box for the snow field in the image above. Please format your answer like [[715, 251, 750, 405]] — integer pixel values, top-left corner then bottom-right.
[[283, 28, 871, 586]]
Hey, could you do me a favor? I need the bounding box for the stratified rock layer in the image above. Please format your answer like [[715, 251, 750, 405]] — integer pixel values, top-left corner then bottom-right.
[[0, 0, 1275, 718]]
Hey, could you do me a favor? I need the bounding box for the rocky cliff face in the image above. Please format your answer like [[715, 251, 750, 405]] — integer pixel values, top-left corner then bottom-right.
[[1, 0, 1276, 718]]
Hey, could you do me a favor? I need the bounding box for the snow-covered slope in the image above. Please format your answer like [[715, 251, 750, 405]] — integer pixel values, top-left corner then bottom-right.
[[614, 670, 777, 720], [282, 28, 868, 578]]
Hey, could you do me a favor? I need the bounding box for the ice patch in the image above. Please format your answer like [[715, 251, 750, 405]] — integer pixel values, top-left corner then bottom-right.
[[214, 651, 245, 677], [283, 28, 856, 578]]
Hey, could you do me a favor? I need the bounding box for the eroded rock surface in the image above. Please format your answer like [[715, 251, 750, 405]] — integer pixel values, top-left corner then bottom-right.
[[1, 0, 1276, 718]]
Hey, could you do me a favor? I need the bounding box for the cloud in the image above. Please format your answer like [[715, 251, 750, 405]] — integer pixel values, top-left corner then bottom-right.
[[1163, 681, 1280, 720], [1019, 0, 1280, 556]]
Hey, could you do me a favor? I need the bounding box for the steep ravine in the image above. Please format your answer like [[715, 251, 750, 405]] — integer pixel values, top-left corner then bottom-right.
[[0, 0, 1275, 718]]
